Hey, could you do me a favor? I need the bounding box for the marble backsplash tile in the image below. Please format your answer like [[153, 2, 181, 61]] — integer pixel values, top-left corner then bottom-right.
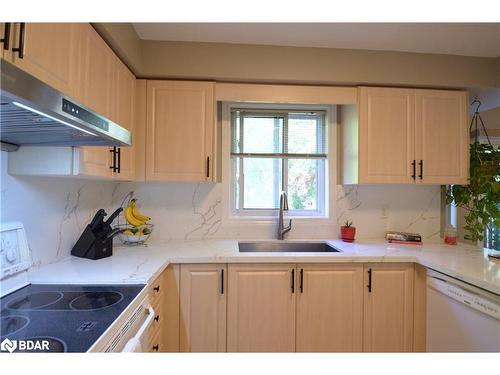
[[0, 152, 115, 267], [110, 181, 441, 244], [2, 150, 442, 266]]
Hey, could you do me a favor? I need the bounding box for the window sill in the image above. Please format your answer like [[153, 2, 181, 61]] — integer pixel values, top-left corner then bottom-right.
[[227, 215, 330, 222]]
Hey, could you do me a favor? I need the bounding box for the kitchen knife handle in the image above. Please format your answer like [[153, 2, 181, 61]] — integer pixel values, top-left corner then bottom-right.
[[105, 207, 123, 225]]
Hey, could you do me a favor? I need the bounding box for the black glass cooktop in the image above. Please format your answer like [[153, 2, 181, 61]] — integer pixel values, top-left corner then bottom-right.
[[0, 284, 145, 353]]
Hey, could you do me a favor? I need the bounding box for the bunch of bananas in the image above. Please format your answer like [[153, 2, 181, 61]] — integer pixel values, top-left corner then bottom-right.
[[124, 199, 151, 227]]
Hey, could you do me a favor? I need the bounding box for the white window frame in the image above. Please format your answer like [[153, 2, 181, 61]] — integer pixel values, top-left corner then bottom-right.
[[221, 102, 336, 221]]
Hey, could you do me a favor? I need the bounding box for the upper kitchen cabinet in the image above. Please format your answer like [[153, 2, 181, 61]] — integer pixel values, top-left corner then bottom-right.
[[415, 89, 469, 184], [79, 24, 116, 120], [76, 25, 136, 181], [146, 80, 215, 182], [112, 56, 136, 181], [340, 87, 468, 185], [358, 87, 416, 184], [1, 23, 12, 59], [2, 23, 81, 99]]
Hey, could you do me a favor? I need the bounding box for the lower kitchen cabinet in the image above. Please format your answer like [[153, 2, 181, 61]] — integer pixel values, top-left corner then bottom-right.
[[363, 263, 415, 352], [156, 262, 423, 353], [296, 264, 363, 352], [179, 264, 226, 352], [148, 264, 180, 353], [227, 264, 296, 352]]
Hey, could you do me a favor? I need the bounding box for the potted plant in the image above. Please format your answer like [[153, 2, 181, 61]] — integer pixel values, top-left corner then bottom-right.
[[341, 221, 356, 242], [445, 141, 500, 245]]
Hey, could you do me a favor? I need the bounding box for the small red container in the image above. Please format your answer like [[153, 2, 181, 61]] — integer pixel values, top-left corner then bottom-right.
[[341, 226, 356, 242]]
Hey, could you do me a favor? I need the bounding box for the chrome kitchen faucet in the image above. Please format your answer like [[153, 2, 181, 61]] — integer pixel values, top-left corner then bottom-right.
[[278, 191, 292, 240]]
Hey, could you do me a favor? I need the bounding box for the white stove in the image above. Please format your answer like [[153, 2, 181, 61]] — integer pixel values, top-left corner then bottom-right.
[[0, 222, 153, 353]]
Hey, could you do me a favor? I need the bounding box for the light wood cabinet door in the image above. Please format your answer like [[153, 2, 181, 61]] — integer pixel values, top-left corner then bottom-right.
[[180, 264, 226, 352], [146, 80, 214, 182], [113, 57, 136, 181], [74, 147, 113, 178], [1, 23, 12, 60], [79, 24, 115, 119], [8, 23, 81, 99], [363, 263, 414, 352], [415, 89, 468, 184], [227, 264, 296, 352], [76, 25, 117, 179], [358, 87, 416, 183], [296, 264, 363, 352]]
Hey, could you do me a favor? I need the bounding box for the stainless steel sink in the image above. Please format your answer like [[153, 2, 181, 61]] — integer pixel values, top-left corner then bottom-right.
[[238, 241, 342, 253]]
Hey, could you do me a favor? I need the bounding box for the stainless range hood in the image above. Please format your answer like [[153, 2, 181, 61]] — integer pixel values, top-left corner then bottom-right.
[[0, 61, 131, 149]]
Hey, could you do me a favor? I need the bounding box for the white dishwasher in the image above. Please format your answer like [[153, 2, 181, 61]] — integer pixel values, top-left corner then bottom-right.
[[426, 269, 500, 352]]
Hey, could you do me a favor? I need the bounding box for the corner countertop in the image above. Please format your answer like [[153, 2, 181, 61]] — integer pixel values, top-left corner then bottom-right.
[[28, 239, 500, 295]]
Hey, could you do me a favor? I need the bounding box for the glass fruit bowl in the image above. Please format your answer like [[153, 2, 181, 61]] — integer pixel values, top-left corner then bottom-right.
[[116, 224, 154, 245]]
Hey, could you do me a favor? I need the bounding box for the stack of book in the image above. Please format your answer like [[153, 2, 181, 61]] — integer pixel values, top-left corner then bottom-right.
[[386, 231, 422, 245]]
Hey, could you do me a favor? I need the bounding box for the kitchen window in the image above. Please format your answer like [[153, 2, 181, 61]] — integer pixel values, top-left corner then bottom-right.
[[230, 108, 328, 217]]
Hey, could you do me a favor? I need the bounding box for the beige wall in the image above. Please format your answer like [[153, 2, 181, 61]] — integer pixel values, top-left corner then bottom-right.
[[93, 23, 144, 73], [480, 107, 500, 130], [95, 23, 499, 89], [141, 40, 497, 89]]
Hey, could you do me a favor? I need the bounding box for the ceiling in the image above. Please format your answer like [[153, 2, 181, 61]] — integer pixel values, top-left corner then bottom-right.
[[133, 23, 500, 58]]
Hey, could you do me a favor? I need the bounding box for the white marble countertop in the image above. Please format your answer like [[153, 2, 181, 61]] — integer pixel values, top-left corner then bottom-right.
[[28, 239, 500, 295]]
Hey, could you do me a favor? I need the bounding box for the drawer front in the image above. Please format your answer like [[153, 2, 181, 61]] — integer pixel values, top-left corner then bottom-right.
[[148, 329, 162, 353], [149, 276, 164, 307], [149, 303, 163, 337]]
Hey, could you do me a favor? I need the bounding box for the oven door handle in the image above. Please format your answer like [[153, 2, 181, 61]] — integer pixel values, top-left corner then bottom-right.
[[122, 305, 155, 352]]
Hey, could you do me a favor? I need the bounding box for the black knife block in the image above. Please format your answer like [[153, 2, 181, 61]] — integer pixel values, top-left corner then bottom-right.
[[71, 224, 113, 260]]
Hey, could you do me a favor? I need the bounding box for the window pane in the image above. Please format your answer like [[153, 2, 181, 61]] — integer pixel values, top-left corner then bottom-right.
[[239, 115, 283, 154], [287, 159, 321, 210], [287, 114, 325, 154], [242, 157, 282, 209]]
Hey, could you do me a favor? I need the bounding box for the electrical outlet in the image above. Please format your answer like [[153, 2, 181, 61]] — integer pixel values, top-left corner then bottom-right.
[[381, 206, 389, 219]]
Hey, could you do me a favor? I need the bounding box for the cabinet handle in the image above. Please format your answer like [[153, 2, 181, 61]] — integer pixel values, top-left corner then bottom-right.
[[206, 156, 210, 178], [154, 315, 160, 322], [299, 268, 304, 293], [152, 344, 159, 352], [1, 23, 11, 50], [109, 147, 117, 172], [418, 160, 423, 180], [153, 285, 160, 293], [117, 147, 121, 173], [367, 268, 372, 293], [221, 268, 224, 295], [12, 22, 25, 58], [411, 160, 416, 180], [291, 269, 295, 293]]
